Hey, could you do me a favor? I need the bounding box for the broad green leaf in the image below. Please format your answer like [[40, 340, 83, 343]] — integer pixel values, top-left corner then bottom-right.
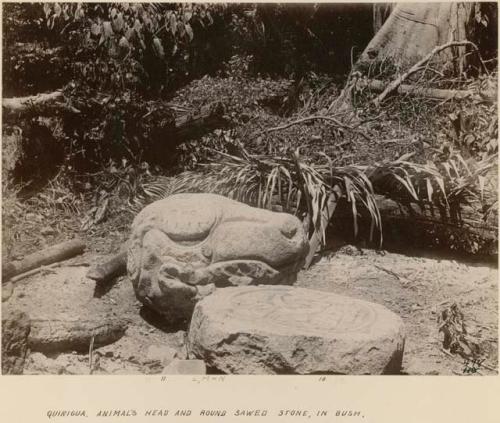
[[170, 14, 177, 35], [125, 26, 134, 41], [91, 23, 101, 36], [133, 19, 142, 32], [102, 21, 113, 38], [113, 12, 124, 33], [43, 3, 51, 18], [119, 36, 130, 52], [184, 11, 193, 23], [185, 23, 194, 41], [177, 22, 186, 38], [76, 5, 85, 20], [54, 3, 62, 17], [207, 11, 214, 25]]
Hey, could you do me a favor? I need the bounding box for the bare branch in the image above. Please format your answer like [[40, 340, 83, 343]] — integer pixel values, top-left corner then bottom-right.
[[371, 41, 484, 106]]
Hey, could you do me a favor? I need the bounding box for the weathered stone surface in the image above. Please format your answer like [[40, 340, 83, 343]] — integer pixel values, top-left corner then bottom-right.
[[24, 352, 90, 375], [162, 359, 206, 375], [188, 286, 405, 375], [28, 319, 127, 353], [128, 194, 308, 323], [2, 282, 14, 302], [7, 266, 128, 353], [145, 344, 178, 366], [1, 308, 31, 374]]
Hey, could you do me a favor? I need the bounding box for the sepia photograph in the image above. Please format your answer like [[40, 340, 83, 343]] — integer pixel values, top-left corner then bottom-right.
[[1, 2, 498, 380]]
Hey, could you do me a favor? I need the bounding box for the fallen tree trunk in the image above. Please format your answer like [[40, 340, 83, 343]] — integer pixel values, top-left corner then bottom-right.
[[2, 43, 69, 97], [2, 91, 65, 113], [86, 250, 127, 284], [330, 195, 497, 257], [9, 42, 63, 57], [359, 79, 496, 103], [2, 239, 86, 281], [169, 101, 226, 143], [3, 92, 226, 145]]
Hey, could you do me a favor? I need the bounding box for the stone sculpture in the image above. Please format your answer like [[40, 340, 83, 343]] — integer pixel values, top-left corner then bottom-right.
[[128, 193, 309, 323]]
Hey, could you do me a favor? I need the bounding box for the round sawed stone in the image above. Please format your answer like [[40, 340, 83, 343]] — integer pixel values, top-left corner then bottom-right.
[[6, 267, 128, 353], [187, 286, 405, 375]]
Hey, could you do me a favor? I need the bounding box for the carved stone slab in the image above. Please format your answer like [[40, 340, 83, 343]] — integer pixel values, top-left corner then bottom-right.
[[188, 286, 405, 374]]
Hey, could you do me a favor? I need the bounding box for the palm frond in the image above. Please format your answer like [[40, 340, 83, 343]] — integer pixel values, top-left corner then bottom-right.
[[132, 150, 497, 250]]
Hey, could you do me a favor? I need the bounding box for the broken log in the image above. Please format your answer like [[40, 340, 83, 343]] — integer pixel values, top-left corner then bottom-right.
[[2, 91, 81, 117], [359, 79, 496, 103], [2, 239, 86, 281], [169, 101, 226, 143], [3, 91, 64, 112], [330, 195, 497, 257], [2, 42, 70, 97], [86, 250, 127, 283], [9, 42, 63, 57], [3, 92, 226, 145]]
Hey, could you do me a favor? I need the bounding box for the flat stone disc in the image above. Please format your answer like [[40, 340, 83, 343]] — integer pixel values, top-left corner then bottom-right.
[[6, 267, 127, 353], [188, 286, 405, 374]]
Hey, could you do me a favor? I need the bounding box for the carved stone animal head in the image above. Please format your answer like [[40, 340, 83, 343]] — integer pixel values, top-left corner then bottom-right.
[[127, 193, 309, 324]]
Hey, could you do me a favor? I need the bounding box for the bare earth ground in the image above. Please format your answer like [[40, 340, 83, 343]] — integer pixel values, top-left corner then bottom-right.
[[5, 240, 497, 376], [298, 247, 498, 375]]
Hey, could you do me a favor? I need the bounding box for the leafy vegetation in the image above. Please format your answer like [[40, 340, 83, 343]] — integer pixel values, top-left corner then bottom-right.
[[2, 2, 498, 263], [40, 3, 241, 94]]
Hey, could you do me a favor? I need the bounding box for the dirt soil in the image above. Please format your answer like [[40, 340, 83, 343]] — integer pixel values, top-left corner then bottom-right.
[[12, 264, 189, 375], [4, 240, 497, 376], [298, 246, 498, 375]]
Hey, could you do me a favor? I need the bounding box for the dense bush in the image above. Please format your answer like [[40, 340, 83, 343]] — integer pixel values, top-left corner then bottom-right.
[[247, 4, 374, 77], [41, 2, 246, 96], [2, 3, 72, 96]]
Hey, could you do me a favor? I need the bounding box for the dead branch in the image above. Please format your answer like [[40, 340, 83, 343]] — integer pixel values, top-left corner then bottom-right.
[[169, 101, 227, 143], [253, 114, 370, 141], [371, 41, 483, 106], [3, 91, 64, 111], [360, 79, 496, 103], [2, 90, 81, 115], [330, 195, 497, 257], [2, 239, 86, 281], [9, 261, 89, 283], [86, 251, 127, 283]]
